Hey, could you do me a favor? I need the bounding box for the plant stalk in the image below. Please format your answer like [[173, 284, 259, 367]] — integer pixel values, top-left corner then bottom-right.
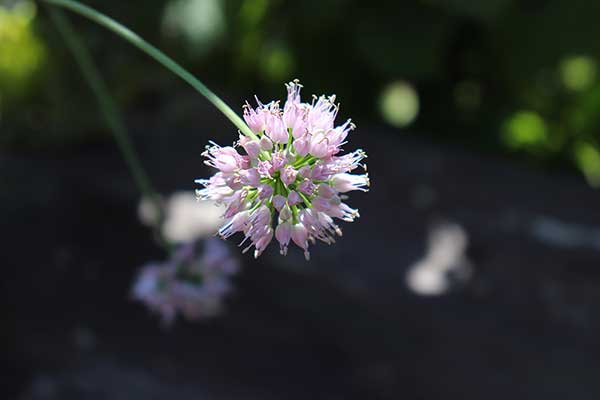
[[41, 0, 258, 141], [48, 7, 171, 251]]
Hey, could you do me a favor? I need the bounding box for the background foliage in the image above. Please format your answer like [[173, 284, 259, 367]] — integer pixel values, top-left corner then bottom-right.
[[2, 0, 600, 185]]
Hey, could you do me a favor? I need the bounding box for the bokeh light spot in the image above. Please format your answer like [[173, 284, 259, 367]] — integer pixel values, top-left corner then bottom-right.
[[379, 81, 419, 128], [162, 0, 225, 56], [0, 0, 45, 98], [502, 111, 548, 150], [573, 141, 600, 187], [239, 0, 269, 27], [260, 45, 294, 82], [560, 56, 597, 92]]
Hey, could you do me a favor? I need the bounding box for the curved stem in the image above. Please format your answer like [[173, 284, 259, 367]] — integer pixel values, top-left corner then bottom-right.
[[41, 0, 258, 141], [48, 7, 172, 251]]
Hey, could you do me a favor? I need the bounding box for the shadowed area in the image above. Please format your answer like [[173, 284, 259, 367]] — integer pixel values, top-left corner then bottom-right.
[[4, 0, 600, 398], [4, 99, 600, 398]]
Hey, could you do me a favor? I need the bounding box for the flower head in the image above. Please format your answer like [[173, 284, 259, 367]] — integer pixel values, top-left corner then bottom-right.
[[131, 239, 239, 325], [196, 80, 369, 260]]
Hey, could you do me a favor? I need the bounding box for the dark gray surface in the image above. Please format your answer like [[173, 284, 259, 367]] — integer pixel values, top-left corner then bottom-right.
[[4, 98, 600, 399]]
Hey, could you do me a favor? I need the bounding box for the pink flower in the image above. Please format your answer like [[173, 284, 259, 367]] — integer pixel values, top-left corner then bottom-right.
[[196, 81, 369, 260], [288, 190, 302, 205], [332, 173, 370, 193], [239, 134, 261, 158], [275, 221, 292, 255], [258, 184, 273, 199], [239, 168, 260, 186], [272, 194, 287, 211], [284, 81, 307, 139], [279, 204, 293, 221], [266, 114, 289, 144], [131, 239, 239, 325], [312, 196, 331, 212], [195, 172, 233, 201], [298, 165, 312, 178], [260, 135, 273, 151], [281, 165, 298, 186], [298, 179, 316, 195], [257, 160, 273, 177], [271, 151, 287, 171], [318, 184, 336, 198], [307, 95, 337, 132], [219, 210, 250, 238], [223, 189, 247, 218], [309, 132, 329, 158], [293, 134, 311, 156], [202, 144, 242, 173], [243, 103, 265, 133]]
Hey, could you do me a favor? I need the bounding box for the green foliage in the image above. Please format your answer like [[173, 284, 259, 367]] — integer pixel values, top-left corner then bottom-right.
[[3, 0, 600, 186], [502, 111, 548, 152], [574, 141, 600, 187], [0, 1, 45, 99]]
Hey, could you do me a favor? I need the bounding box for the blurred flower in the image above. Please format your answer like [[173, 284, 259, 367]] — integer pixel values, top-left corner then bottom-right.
[[138, 192, 224, 243], [131, 239, 239, 325], [406, 222, 472, 296], [196, 80, 369, 260]]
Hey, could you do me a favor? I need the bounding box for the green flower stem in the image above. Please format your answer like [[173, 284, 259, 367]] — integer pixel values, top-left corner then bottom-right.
[[47, 7, 171, 251], [298, 192, 312, 208], [279, 179, 289, 196], [41, 0, 258, 141], [290, 204, 299, 224], [276, 180, 283, 196], [293, 155, 317, 168], [245, 188, 258, 203]]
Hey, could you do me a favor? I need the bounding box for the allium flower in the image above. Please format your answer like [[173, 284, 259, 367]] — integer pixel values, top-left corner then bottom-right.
[[196, 80, 369, 260], [131, 239, 239, 325]]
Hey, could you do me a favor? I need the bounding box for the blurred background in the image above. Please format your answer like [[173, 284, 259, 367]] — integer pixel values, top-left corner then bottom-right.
[[3, 0, 600, 398]]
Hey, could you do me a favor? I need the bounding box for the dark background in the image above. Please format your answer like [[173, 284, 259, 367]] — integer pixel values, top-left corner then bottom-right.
[[3, 0, 600, 399]]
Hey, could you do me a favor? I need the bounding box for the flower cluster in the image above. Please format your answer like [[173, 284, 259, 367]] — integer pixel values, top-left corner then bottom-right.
[[196, 81, 369, 260], [131, 239, 239, 325]]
